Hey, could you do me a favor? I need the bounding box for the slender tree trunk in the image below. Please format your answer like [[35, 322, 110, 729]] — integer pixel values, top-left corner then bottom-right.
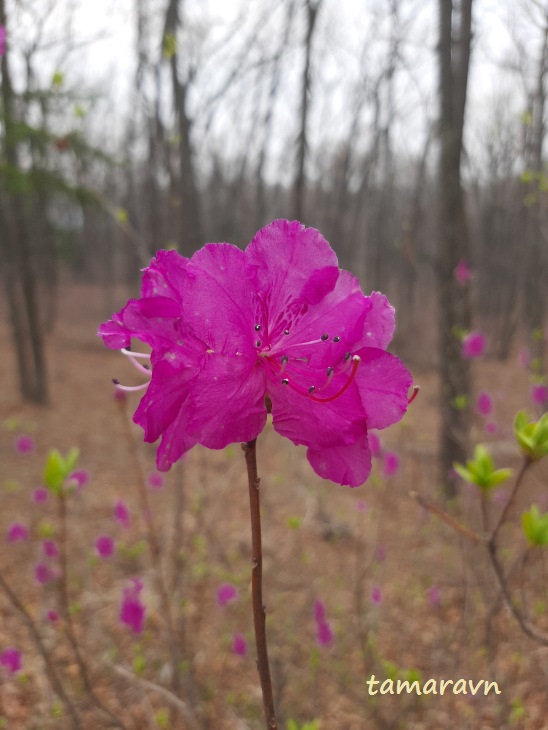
[[0, 0, 48, 403], [437, 0, 474, 497], [293, 0, 321, 221], [164, 0, 203, 255]]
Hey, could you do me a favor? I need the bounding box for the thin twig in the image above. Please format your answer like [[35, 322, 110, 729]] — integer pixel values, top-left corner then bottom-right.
[[490, 457, 532, 542], [0, 570, 81, 729], [409, 491, 483, 543], [242, 439, 277, 729]]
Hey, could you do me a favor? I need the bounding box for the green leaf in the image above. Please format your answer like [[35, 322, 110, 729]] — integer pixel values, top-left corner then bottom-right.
[[522, 506, 548, 546], [485, 468, 513, 488], [51, 71, 64, 87], [43, 450, 66, 493], [163, 32, 177, 59]]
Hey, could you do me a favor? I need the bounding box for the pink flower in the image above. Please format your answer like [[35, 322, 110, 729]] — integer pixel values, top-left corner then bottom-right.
[[0, 648, 21, 675], [46, 609, 59, 623], [42, 540, 59, 558], [427, 585, 441, 608], [493, 489, 508, 506], [147, 471, 165, 490], [114, 500, 130, 529], [66, 470, 90, 490], [35, 562, 54, 585], [454, 258, 472, 284], [99, 220, 412, 487], [316, 620, 334, 646], [355, 499, 368, 513], [232, 633, 247, 656], [0, 26, 6, 58], [14, 434, 35, 454], [476, 391, 492, 416], [217, 583, 238, 607], [370, 586, 382, 605], [461, 331, 486, 359], [7, 522, 28, 543], [120, 579, 146, 634], [33, 488, 48, 504], [531, 384, 548, 406], [313, 599, 326, 623], [95, 535, 114, 558], [485, 421, 498, 434], [382, 451, 399, 477], [368, 432, 382, 458]]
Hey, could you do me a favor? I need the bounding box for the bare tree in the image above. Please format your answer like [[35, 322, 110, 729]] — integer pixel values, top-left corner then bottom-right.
[[437, 0, 474, 497]]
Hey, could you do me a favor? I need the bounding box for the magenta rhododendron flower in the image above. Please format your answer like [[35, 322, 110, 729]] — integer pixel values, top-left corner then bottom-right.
[[95, 535, 114, 558], [454, 258, 472, 284], [42, 540, 59, 558], [217, 583, 238, 607], [313, 601, 333, 646], [232, 633, 247, 656], [531, 383, 548, 407], [14, 434, 35, 454], [0, 648, 21, 675], [461, 331, 486, 359], [370, 586, 382, 605], [120, 579, 146, 634], [35, 562, 54, 585], [32, 488, 48, 504], [476, 391, 492, 416], [368, 432, 382, 458], [485, 421, 498, 434], [147, 471, 165, 489], [427, 585, 441, 608], [46, 609, 59, 623], [382, 451, 399, 477], [99, 220, 412, 487], [66, 469, 90, 490], [114, 500, 130, 529], [7, 522, 28, 543], [355, 499, 368, 513]]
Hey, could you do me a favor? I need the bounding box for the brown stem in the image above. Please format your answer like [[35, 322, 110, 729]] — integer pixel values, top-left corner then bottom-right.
[[489, 457, 532, 543], [0, 570, 81, 729], [242, 439, 277, 729], [409, 491, 483, 543]]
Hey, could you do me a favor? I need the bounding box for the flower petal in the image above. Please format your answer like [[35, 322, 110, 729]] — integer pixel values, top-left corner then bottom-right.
[[98, 296, 181, 352], [307, 437, 372, 487], [354, 348, 412, 429], [140, 249, 189, 303], [184, 243, 256, 354], [186, 354, 267, 449], [245, 220, 339, 336], [353, 291, 395, 350]]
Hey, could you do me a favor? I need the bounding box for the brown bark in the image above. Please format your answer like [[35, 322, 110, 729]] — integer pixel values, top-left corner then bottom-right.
[[437, 0, 474, 497]]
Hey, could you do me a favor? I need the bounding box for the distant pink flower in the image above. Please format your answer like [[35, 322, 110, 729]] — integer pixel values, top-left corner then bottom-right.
[[313, 599, 326, 623], [99, 220, 412, 487], [66, 470, 90, 490], [476, 391, 492, 416], [519, 349, 530, 369], [428, 585, 441, 608], [42, 540, 59, 558], [14, 434, 35, 454], [95, 535, 114, 558], [35, 562, 53, 585], [531, 384, 548, 407], [382, 451, 399, 477], [217, 583, 238, 607], [493, 489, 508, 506], [454, 258, 472, 284], [46, 609, 59, 623], [0, 648, 21, 675], [0, 26, 6, 58], [369, 432, 382, 458], [370, 586, 382, 605], [355, 499, 368, 513], [375, 544, 387, 562], [114, 500, 130, 529], [485, 421, 498, 434], [7, 522, 28, 543], [120, 579, 146, 634], [232, 633, 247, 656], [316, 620, 334, 646], [33, 488, 48, 504], [147, 471, 165, 490], [461, 332, 486, 359]]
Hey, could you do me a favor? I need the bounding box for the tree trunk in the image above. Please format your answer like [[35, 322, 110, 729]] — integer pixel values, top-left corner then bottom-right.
[[437, 0, 474, 497]]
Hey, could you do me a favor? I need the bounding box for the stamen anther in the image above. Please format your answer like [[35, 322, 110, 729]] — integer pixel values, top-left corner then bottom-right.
[[281, 378, 289, 385], [333, 336, 341, 343], [344, 352, 351, 361], [321, 333, 329, 341], [284, 329, 290, 335], [255, 324, 261, 331], [308, 386, 315, 394]]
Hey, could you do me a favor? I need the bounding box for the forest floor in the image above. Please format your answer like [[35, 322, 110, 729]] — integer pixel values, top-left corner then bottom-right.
[[0, 282, 547, 730]]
